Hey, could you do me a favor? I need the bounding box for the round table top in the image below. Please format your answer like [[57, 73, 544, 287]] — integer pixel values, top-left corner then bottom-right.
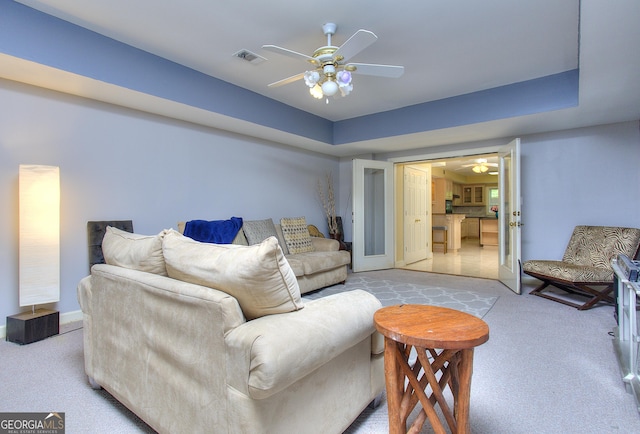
[[374, 304, 489, 349]]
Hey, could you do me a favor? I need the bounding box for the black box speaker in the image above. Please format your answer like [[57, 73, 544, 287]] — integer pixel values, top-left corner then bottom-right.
[[6, 309, 59, 345]]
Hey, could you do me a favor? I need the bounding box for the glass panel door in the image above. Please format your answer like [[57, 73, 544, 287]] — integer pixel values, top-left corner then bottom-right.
[[352, 159, 394, 272], [498, 139, 522, 293]]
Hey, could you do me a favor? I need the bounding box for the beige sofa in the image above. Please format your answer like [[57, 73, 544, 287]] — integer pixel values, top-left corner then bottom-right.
[[78, 227, 384, 434], [179, 218, 351, 294]]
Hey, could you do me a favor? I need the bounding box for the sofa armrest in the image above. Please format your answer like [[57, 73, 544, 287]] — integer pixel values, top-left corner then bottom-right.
[[78, 264, 250, 431], [311, 237, 340, 252], [225, 289, 382, 399]]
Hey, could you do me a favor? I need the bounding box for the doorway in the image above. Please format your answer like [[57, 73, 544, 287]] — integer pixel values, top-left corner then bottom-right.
[[352, 139, 521, 291], [397, 153, 500, 280]]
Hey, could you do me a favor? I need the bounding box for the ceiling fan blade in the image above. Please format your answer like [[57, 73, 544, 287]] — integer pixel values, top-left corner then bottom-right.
[[333, 29, 377, 62], [262, 45, 319, 66], [347, 63, 405, 78], [267, 72, 305, 88]]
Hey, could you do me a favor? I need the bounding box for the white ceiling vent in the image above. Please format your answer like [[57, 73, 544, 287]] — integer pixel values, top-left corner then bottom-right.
[[233, 49, 266, 65]]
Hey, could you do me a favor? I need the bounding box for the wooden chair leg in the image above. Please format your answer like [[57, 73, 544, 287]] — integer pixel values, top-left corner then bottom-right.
[[575, 285, 614, 310], [529, 278, 614, 310], [529, 281, 551, 295]]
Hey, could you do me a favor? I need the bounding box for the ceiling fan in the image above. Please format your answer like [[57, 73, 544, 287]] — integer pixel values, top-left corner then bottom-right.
[[459, 158, 498, 173], [262, 23, 404, 101]]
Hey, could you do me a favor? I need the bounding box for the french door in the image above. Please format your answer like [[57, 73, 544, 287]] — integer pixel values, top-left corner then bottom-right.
[[498, 138, 522, 293], [352, 159, 395, 272]]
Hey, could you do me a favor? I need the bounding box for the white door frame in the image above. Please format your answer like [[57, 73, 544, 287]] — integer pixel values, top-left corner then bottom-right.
[[388, 142, 521, 288]]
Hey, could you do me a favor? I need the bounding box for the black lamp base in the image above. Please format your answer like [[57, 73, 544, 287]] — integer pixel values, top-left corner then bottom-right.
[[6, 309, 59, 345]]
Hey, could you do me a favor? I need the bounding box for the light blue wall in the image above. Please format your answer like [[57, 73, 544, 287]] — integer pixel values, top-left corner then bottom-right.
[[520, 122, 640, 260], [0, 79, 339, 321]]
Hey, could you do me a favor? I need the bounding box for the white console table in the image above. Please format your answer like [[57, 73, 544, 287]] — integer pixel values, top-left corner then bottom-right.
[[612, 258, 640, 412]]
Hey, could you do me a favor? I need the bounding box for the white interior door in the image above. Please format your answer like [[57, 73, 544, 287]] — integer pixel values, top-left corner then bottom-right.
[[352, 159, 395, 272], [404, 165, 429, 265], [498, 138, 522, 293]]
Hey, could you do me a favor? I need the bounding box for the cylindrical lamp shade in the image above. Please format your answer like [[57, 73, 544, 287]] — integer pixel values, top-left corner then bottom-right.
[[19, 165, 60, 307]]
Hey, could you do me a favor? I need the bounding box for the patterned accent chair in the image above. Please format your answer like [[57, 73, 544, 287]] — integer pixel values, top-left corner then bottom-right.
[[523, 225, 640, 310]]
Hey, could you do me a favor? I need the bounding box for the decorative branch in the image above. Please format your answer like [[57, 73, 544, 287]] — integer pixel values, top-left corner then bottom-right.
[[317, 172, 338, 235]]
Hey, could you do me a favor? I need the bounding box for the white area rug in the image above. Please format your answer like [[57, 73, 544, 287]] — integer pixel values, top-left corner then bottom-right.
[[304, 275, 499, 433], [304, 275, 498, 318]]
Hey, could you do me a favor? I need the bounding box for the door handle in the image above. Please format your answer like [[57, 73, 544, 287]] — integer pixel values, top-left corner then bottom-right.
[[415, 219, 421, 223]]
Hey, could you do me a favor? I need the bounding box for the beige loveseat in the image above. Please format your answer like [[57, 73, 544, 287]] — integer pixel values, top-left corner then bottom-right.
[[179, 217, 351, 294], [78, 227, 384, 434]]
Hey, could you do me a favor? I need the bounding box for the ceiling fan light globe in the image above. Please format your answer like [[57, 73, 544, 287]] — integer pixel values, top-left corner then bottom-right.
[[339, 82, 353, 96], [310, 84, 323, 99], [321, 80, 339, 96], [304, 70, 320, 87], [337, 70, 352, 85]]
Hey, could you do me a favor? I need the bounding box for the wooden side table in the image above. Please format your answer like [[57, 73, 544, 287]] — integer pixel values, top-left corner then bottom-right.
[[374, 304, 489, 434]]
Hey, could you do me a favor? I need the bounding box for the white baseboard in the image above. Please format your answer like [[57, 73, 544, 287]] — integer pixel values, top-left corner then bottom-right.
[[0, 309, 82, 340]]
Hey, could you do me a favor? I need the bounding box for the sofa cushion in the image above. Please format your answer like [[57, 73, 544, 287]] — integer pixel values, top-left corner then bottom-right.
[[225, 289, 382, 399], [162, 230, 303, 320], [522, 260, 614, 283], [280, 217, 314, 254], [287, 251, 351, 275], [101, 226, 168, 276], [562, 225, 640, 267], [273, 224, 289, 255], [243, 219, 278, 245]]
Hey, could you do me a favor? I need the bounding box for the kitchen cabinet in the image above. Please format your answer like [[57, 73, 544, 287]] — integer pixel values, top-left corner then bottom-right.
[[444, 179, 453, 200], [480, 218, 498, 246], [453, 183, 462, 205], [462, 185, 485, 205], [465, 217, 479, 239], [432, 178, 453, 214]]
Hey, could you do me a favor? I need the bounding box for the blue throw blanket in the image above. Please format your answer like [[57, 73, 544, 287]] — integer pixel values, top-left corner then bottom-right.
[[184, 217, 243, 244]]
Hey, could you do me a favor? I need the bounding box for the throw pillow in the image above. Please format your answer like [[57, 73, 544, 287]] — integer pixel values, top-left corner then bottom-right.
[[280, 217, 314, 254], [274, 224, 289, 255], [102, 226, 168, 276], [162, 230, 303, 320], [243, 218, 278, 245]]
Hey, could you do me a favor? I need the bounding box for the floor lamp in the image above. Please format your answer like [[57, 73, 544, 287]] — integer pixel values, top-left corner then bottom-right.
[[6, 165, 60, 344]]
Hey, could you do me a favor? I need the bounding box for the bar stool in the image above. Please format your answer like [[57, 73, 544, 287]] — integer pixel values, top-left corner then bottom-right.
[[432, 225, 448, 254], [374, 304, 489, 434]]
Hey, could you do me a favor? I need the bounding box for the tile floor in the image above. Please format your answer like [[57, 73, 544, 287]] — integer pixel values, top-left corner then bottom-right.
[[401, 238, 499, 279]]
